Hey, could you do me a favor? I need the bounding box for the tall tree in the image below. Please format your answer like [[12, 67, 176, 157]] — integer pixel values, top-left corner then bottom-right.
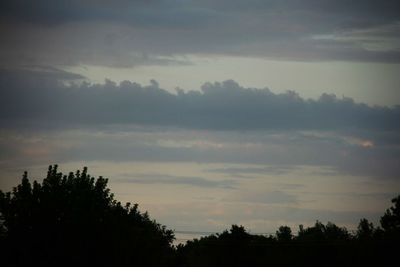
[[276, 225, 292, 241], [356, 218, 374, 240], [0, 165, 174, 267], [380, 195, 400, 231]]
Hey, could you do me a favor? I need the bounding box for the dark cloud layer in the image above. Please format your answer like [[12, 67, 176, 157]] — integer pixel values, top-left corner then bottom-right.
[[2, 0, 399, 27], [1, 67, 399, 132], [1, 67, 399, 181], [1, 0, 399, 66]]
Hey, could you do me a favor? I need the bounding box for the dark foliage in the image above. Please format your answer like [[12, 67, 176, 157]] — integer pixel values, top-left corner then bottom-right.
[[0, 165, 174, 267], [356, 218, 375, 240], [380, 195, 400, 236], [276, 225, 292, 242], [1, 165, 399, 267], [176, 197, 400, 267]]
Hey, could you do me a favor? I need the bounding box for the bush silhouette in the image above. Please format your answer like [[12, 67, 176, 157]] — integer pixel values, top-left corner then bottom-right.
[[0, 165, 174, 267]]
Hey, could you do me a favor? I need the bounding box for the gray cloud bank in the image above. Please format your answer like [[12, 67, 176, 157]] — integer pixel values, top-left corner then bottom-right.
[[1, 67, 399, 132], [1, 67, 399, 180], [2, 0, 398, 26], [1, 0, 400, 67]]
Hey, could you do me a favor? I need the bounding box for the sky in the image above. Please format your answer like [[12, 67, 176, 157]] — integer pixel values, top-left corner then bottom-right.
[[1, 0, 400, 240]]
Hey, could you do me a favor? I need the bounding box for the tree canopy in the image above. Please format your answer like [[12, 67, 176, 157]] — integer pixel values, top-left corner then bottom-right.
[[0, 165, 174, 267]]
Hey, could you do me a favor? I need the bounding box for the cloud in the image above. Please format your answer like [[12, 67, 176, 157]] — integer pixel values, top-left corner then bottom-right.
[[0, 1, 218, 27], [1, 68, 399, 132], [0, 68, 399, 181], [1, 125, 399, 181], [225, 190, 298, 204], [206, 165, 298, 177], [1, 0, 399, 65], [2, 1, 399, 30], [115, 173, 236, 189], [0, 65, 85, 83]]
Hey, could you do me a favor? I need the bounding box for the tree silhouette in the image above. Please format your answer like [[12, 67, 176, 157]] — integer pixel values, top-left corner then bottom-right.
[[176, 196, 400, 267], [0, 165, 174, 267], [356, 218, 374, 240], [276, 225, 292, 242], [380, 195, 400, 231], [296, 221, 349, 242]]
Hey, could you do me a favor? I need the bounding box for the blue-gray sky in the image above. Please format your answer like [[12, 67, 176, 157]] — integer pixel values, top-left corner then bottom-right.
[[0, 0, 399, 238]]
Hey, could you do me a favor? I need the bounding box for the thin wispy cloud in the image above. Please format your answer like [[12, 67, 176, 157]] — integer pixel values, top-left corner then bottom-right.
[[116, 174, 236, 189], [206, 165, 298, 177], [224, 190, 299, 205]]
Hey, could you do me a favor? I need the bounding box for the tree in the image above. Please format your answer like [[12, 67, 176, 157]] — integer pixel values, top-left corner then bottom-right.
[[0, 165, 174, 267], [324, 222, 350, 240], [356, 218, 374, 240], [297, 220, 326, 241], [380, 195, 400, 232], [297, 221, 349, 241], [276, 225, 292, 241]]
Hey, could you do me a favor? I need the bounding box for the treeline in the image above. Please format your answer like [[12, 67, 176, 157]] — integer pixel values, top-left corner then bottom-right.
[[176, 214, 399, 267], [0, 166, 399, 267]]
